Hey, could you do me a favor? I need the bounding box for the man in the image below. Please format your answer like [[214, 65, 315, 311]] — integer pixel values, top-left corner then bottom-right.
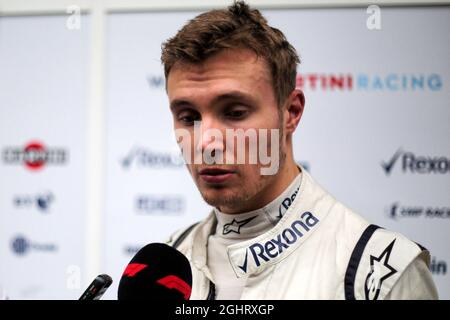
[[161, 1, 438, 299]]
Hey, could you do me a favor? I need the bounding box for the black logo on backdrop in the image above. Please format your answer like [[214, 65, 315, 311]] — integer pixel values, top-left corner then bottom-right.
[[382, 148, 450, 175], [13, 192, 54, 213], [430, 257, 447, 275], [11, 235, 57, 256], [121, 147, 184, 169], [388, 203, 450, 220], [136, 195, 185, 215], [123, 245, 142, 256]]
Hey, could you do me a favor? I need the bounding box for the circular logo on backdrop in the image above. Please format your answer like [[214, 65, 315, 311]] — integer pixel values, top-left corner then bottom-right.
[[24, 141, 46, 170], [1, 140, 68, 171], [11, 236, 30, 255], [10, 235, 57, 256]]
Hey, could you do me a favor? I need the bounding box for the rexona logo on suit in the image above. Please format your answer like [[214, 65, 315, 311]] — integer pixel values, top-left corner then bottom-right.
[[238, 211, 319, 273]]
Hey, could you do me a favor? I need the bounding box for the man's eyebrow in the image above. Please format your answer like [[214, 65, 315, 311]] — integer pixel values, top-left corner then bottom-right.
[[210, 91, 256, 106], [170, 91, 256, 111], [170, 99, 194, 111]]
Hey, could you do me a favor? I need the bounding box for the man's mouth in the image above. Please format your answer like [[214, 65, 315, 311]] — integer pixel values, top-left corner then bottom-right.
[[199, 167, 235, 184]]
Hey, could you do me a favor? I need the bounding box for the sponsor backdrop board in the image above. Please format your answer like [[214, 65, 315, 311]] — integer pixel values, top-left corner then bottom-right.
[[103, 7, 449, 299], [0, 15, 90, 299], [0, 6, 448, 299]]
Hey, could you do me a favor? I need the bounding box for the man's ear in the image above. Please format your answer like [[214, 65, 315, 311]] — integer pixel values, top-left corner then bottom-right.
[[284, 89, 305, 134]]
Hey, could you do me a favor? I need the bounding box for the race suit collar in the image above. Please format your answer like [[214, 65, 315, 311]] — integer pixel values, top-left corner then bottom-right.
[[226, 167, 330, 278], [213, 172, 302, 240]]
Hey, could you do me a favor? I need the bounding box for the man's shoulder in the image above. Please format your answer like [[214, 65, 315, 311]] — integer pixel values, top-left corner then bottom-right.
[[302, 169, 428, 265], [165, 221, 200, 249], [344, 223, 430, 300], [302, 171, 430, 299], [165, 211, 216, 252]]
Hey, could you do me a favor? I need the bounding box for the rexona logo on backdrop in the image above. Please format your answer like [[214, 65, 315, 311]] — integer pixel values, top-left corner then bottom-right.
[[381, 148, 450, 176], [296, 73, 443, 92], [10, 235, 58, 256], [135, 195, 185, 215], [387, 202, 450, 220], [121, 147, 184, 169], [2, 141, 68, 171]]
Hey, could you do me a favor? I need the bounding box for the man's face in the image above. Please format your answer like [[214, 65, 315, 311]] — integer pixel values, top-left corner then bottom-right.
[[167, 49, 286, 213]]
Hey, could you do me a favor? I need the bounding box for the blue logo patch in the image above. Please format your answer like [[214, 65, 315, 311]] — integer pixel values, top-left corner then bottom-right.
[[238, 211, 319, 272], [11, 236, 30, 255]]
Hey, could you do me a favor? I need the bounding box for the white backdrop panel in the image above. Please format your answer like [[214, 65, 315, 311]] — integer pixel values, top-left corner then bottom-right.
[[0, 15, 91, 299]]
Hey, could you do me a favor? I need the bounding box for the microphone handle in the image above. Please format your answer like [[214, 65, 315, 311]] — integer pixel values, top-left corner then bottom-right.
[[79, 274, 113, 300]]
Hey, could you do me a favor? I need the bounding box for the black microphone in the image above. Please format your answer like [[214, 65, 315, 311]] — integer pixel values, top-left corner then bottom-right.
[[117, 243, 192, 300], [79, 274, 113, 300]]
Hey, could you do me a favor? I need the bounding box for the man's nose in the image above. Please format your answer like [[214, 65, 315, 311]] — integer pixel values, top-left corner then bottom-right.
[[196, 117, 225, 154]]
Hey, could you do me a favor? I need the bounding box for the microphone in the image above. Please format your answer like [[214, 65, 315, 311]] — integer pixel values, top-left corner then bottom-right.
[[79, 274, 113, 300], [117, 243, 192, 300]]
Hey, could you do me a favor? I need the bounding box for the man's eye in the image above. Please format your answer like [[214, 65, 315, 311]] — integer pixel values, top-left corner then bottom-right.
[[225, 109, 247, 119], [177, 112, 200, 125]]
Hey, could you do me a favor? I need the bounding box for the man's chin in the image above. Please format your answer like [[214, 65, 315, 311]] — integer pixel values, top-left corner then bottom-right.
[[200, 188, 240, 209]]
